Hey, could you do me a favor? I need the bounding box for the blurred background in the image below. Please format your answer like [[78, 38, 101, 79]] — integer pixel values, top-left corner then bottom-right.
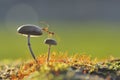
[[0, 0, 120, 60]]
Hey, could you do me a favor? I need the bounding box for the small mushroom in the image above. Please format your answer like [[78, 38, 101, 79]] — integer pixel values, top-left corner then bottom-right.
[[17, 24, 42, 63], [44, 38, 57, 62]]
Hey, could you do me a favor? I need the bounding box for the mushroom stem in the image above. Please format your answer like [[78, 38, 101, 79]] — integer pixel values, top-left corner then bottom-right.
[[47, 45, 51, 63], [27, 35, 37, 63]]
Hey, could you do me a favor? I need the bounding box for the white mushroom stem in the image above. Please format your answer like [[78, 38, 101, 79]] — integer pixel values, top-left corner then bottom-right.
[[47, 45, 51, 63], [27, 35, 37, 63]]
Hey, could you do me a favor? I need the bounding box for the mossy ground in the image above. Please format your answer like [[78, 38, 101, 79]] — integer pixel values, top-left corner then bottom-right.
[[0, 52, 120, 80]]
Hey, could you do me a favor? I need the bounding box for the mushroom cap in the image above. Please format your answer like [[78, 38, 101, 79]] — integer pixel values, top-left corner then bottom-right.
[[44, 38, 57, 45], [17, 24, 42, 36]]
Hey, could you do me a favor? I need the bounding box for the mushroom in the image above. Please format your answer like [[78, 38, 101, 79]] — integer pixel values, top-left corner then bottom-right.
[[17, 24, 42, 63], [44, 38, 57, 62]]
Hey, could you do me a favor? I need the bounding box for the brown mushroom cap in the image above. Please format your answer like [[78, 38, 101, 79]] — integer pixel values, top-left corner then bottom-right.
[[45, 38, 57, 45], [17, 24, 42, 36]]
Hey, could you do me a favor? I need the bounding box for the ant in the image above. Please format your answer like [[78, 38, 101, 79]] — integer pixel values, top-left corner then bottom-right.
[[42, 27, 54, 36], [40, 22, 55, 36]]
